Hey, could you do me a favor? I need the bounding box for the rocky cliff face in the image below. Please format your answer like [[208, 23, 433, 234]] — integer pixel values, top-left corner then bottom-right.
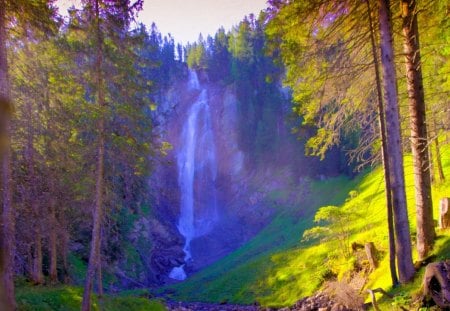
[[146, 70, 342, 284]]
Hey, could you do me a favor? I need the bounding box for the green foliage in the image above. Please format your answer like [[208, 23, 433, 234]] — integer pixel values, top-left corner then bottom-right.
[[101, 296, 166, 311], [303, 191, 363, 258], [17, 286, 88, 311], [391, 293, 411, 310], [67, 254, 87, 285], [186, 37, 207, 69]]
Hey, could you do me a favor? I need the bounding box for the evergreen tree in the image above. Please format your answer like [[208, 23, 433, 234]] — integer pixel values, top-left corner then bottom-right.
[[0, 1, 56, 308], [401, 0, 435, 260]]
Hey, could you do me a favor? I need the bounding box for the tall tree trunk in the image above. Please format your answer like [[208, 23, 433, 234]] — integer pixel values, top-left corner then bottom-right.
[[0, 0, 15, 308], [428, 133, 434, 183], [49, 187, 58, 283], [26, 99, 44, 285], [434, 135, 445, 182], [97, 257, 103, 297], [365, 0, 399, 287], [42, 81, 58, 284], [82, 1, 105, 310], [401, 0, 435, 260], [32, 231, 44, 284], [432, 117, 445, 183], [62, 229, 69, 284], [378, 0, 415, 283]]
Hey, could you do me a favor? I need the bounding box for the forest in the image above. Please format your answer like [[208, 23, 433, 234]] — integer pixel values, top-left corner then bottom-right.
[[0, 0, 449, 310]]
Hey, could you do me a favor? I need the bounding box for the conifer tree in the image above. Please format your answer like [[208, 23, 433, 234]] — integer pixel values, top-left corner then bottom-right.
[[378, 0, 415, 282], [400, 0, 435, 260]]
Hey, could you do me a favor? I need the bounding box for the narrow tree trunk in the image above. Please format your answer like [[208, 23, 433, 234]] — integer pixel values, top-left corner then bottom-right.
[[97, 259, 103, 297], [428, 134, 434, 183], [365, 0, 398, 286], [378, 0, 415, 283], [0, 0, 15, 308], [49, 190, 58, 283], [81, 1, 105, 309], [435, 137, 445, 182], [433, 118, 445, 182], [62, 229, 69, 283], [401, 0, 435, 260], [42, 81, 59, 284], [97, 230, 103, 297], [32, 231, 44, 285], [26, 98, 44, 285]]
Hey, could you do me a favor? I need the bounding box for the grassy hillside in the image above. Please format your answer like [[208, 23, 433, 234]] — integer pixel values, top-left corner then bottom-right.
[[165, 138, 450, 308]]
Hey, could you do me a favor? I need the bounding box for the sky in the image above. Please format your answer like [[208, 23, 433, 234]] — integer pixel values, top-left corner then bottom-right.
[[56, 0, 268, 44]]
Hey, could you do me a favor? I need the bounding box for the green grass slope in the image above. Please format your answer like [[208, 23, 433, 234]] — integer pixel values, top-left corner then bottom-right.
[[163, 175, 363, 304], [166, 138, 450, 308]]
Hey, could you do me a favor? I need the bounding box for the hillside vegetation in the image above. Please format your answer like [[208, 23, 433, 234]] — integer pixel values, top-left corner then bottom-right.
[[165, 139, 450, 309]]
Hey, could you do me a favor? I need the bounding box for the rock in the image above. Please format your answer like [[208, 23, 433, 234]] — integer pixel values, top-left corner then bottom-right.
[[330, 305, 343, 311]]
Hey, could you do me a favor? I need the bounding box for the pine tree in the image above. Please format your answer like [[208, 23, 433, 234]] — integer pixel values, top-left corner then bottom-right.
[[378, 0, 415, 283], [400, 0, 435, 260]]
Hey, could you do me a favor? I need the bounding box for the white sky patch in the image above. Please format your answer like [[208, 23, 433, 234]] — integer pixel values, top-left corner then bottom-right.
[[55, 0, 268, 44]]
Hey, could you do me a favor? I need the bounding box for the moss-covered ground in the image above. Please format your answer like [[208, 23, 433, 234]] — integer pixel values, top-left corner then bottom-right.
[[16, 283, 166, 311]]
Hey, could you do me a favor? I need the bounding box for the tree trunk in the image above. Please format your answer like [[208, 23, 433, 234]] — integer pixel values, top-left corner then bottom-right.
[[32, 231, 44, 285], [49, 192, 58, 283], [434, 132, 445, 182], [97, 258, 103, 297], [25, 97, 44, 285], [378, 0, 415, 283], [428, 133, 434, 183], [62, 229, 70, 284], [435, 137, 445, 182], [401, 0, 435, 260], [365, 0, 398, 286], [81, 1, 105, 310], [0, 0, 16, 308]]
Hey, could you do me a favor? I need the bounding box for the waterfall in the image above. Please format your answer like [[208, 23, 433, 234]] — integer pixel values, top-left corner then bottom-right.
[[169, 70, 218, 281]]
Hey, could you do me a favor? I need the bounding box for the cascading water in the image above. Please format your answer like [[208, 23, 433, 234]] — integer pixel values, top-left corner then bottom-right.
[[169, 70, 218, 281]]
